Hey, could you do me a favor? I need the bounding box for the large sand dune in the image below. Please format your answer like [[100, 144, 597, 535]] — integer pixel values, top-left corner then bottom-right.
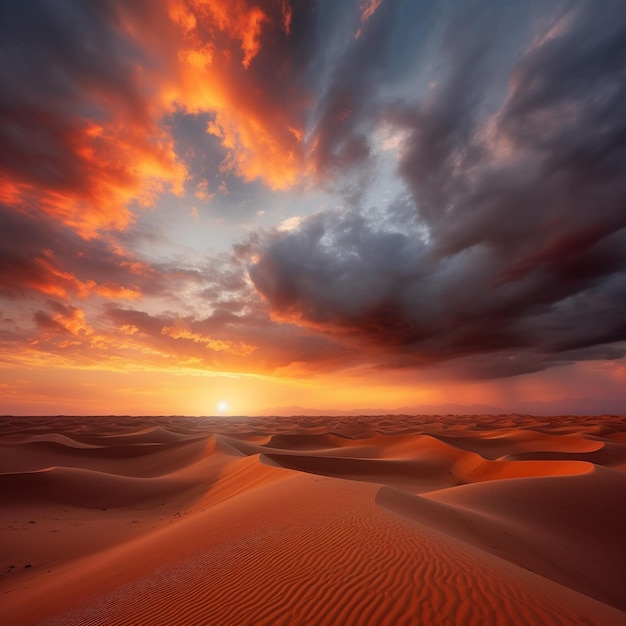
[[1, 413, 625, 625]]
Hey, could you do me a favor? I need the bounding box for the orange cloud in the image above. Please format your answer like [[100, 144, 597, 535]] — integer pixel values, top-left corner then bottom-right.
[[161, 324, 257, 355], [356, 0, 383, 38], [0, 98, 187, 241], [31, 305, 98, 353], [160, 0, 307, 189], [170, 0, 268, 68], [6, 249, 142, 301], [1, 0, 308, 242], [69, 121, 187, 233]]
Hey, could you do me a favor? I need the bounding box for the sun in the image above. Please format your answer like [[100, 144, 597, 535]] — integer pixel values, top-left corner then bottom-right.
[[216, 401, 229, 414]]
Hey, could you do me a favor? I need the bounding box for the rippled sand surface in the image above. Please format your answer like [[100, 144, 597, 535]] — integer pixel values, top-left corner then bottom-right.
[[2, 413, 626, 625]]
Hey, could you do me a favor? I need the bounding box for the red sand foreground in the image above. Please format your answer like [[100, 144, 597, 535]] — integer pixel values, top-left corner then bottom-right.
[[1, 414, 625, 625]]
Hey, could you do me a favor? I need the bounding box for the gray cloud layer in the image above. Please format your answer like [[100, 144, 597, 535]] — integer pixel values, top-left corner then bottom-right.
[[250, 0, 626, 377], [2, 0, 625, 381]]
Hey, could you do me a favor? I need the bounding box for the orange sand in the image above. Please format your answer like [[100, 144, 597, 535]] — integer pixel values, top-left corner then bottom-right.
[[1, 413, 625, 625]]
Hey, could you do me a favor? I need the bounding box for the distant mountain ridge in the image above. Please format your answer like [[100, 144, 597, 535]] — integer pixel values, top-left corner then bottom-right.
[[256, 398, 626, 417], [515, 397, 626, 416], [255, 403, 506, 417]]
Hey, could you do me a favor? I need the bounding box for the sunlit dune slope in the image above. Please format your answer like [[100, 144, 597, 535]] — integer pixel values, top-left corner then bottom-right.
[[1, 413, 625, 625]]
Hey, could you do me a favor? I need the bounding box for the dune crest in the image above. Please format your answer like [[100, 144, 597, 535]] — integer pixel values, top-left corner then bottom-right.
[[1, 414, 625, 625]]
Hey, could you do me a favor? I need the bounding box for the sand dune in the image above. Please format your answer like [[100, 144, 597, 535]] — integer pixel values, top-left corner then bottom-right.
[[1, 414, 625, 625]]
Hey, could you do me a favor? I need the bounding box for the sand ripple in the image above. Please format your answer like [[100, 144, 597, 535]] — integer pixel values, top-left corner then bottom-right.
[[1, 414, 624, 625]]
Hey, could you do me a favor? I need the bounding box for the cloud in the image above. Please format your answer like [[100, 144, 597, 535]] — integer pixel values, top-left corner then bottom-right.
[[355, 0, 383, 39], [99, 299, 347, 374], [0, 0, 425, 236], [0, 213, 347, 376], [2, 0, 625, 388], [306, 0, 400, 182], [0, 0, 331, 240], [249, 0, 626, 378], [161, 0, 320, 190], [0, 0, 187, 238], [0, 208, 161, 301]]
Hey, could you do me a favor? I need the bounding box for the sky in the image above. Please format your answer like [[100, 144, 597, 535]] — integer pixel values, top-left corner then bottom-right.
[[1, 0, 626, 416]]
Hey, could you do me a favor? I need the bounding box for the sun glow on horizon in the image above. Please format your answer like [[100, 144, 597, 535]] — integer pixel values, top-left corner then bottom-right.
[[216, 401, 229, 414]]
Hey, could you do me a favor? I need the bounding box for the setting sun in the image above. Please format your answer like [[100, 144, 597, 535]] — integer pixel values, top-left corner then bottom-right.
[[217, 401, 229, 414]]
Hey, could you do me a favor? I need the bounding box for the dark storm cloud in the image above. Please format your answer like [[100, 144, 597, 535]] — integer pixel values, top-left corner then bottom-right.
[[305, 0, 436, 198], [304, 0, 522, 201], [250, 0, 626, 377], [0, 0, 151, 189]]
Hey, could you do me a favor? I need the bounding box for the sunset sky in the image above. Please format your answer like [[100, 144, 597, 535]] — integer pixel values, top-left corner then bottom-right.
[[1, 0, 625, 415]]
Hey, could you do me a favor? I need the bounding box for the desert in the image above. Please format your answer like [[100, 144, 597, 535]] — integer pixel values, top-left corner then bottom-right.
[[3, 1, 626, 624], [1, 413, 625, 625]]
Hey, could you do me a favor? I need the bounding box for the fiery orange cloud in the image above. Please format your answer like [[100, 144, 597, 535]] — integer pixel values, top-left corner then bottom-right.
[[1, 0, 308, 244], [160, 0, 307, 189], [1, 0, 307, 244], [161, 324, 257, 355], [0, 292, 344, 383], [15, 250, 141, 301], [205, 111, 302, 189], [31, 306, 99, 353], [0, 105, 187, 240], [170, 0, 268, 68]]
